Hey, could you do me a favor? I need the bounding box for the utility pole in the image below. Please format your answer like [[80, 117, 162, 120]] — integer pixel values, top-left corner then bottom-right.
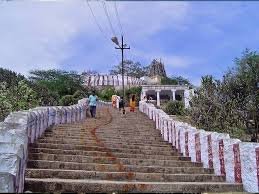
[[114, 35, 130, 114]]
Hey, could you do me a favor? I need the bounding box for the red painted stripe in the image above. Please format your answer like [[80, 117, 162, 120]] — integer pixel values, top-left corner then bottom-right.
[[195, 133, 201, 162], [167, 120, 170, 142], [171, 123, 173, 145], [178, 130, 181, 153], [185, 131, 189, 156], [174, 123, 177, 147], [208, 134, 214, 168], [157, 113, 159, 129], [233, 143, 242, 183], [255, 147, 259, 190], [219, 139, 226, 176]]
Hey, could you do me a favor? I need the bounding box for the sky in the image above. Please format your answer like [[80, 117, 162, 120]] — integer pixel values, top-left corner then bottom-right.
[[0, 1, 259, 86]]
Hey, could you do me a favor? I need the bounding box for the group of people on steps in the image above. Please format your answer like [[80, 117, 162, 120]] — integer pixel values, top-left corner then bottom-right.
[[87, 90, 137, 118]]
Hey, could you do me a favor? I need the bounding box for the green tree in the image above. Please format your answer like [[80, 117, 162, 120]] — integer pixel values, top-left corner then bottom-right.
[[98, 86, 117, 101], [0, 80, 40, 121], [110, 60, 149, 78], [189, 49, 259, 139], [0, 82, 12, 121], [59, 95, 77, 106], [164, 101, 185, 116], [161, 76, 192, 87], [0, 68, 25, 88], [161, 77, 178, 85], [29, 69, 88, 104], [189, 75, 222, 131], [10, 80, 40, 111]]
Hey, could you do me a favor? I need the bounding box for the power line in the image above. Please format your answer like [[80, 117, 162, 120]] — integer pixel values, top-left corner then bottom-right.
[[86, 0, 109, 40], [101, 0, 117, 37], [114, 1, 124, 36], [85, 0, 121, 67]]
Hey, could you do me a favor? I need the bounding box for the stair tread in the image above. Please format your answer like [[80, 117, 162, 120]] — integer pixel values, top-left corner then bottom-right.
[[26, 177, 238, 184], [26, 168, 217, 176]]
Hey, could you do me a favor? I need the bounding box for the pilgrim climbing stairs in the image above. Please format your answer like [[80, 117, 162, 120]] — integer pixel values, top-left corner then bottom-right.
[[24, 107, 243, 193]]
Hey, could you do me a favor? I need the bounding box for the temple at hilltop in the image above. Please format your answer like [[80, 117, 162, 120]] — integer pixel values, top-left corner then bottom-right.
[[82, 59, 194, 108]]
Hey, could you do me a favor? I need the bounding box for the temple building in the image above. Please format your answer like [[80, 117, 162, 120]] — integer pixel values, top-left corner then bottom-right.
[[82, 59, 194, 108]]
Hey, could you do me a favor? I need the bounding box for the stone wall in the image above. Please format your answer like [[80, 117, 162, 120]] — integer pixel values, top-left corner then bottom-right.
[[83, 75, 144, 87], [0, 99, 111, 192], [139, 101, 259, 193]]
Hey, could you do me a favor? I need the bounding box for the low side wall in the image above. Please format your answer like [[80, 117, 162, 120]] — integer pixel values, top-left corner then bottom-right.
[[139, 101, 259, 193], [0, 99, 111, 192]]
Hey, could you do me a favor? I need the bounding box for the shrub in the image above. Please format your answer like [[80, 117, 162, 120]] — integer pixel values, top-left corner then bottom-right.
[[164, 101, 185, 115], [99, 87, 117, 101], [59, 95, 77, 106], [73, 90, 87, 101]]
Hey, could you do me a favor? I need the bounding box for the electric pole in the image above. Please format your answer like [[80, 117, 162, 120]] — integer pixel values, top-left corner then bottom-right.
[[114, 35, 130, 114]]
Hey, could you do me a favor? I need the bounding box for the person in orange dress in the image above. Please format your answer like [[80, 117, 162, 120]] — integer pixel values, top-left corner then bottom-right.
[[130, 94, 136, 112]]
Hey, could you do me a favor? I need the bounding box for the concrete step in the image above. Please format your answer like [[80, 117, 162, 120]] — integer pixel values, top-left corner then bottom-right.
[[29, 143, 178, 156], [28, 153, 194, 167], [29, 148, 182, 159], [27, 160, 206, 173], [25, 178, 243, 193], [32, 141, 175, 152], [96, 135, 164, 140], [37, 139, 172, 148], [101, 139, 170, 145], [44, 131, 162, 136], [25, 169, 225, 182], [38, 137, 170, 145], [96, 131, 162, 135], [42, 134, 165, 142]]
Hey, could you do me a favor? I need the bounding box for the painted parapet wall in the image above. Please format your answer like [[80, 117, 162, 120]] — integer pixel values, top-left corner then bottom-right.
[[0, 98, 97, 193], [83, 74, 145, 87], [139, 101, 259, 193]]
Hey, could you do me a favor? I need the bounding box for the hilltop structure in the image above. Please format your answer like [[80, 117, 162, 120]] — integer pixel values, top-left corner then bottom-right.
[[149, 59, 167, 79], [82, 59, 193, 108]]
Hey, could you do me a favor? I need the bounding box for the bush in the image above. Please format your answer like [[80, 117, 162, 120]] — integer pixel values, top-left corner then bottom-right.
[[73, 90, 87, 101], [164, 101, 185, 115], [98, 87, 117, 101], [59, 95, 77, 106]]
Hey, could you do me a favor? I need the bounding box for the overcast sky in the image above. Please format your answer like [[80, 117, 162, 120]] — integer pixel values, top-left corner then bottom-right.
[[0, 1, 259, 85]]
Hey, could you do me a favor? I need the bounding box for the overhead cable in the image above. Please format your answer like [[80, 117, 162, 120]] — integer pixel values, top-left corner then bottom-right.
[[101, 0, 117, 37], [114, 1, 124, 36]]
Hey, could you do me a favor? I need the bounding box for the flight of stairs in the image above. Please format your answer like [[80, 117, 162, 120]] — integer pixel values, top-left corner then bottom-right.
[[25, 108, 243, 193]]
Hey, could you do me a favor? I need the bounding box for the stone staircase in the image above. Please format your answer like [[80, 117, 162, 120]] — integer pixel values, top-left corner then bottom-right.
[[25, 108, 243, 193]]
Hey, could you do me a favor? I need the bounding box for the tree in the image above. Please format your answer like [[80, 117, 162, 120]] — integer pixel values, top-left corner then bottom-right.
[[189, 75, 222, 131], [0, 82, 12, 121], [109, 60, 149, 78], [0, 80, 40, 121], [189, 49, 259, 139], [161, 76, 192, 87], [82, 70, 99, 76], [29, 69, 88, 102], [161, 77, 178, 85], [0, 67, 25, 88]]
